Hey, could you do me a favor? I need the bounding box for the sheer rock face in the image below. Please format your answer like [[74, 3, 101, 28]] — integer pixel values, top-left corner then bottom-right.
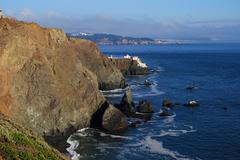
[[0, 18, 124, 136], [70, 38, 125, 90]]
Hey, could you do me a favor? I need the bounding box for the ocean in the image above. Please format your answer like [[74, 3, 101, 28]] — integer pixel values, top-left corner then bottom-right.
[[67, 43, 240, 160]]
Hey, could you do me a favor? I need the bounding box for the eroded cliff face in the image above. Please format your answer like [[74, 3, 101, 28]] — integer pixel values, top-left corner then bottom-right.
[[0, 18, 126, 136], [70, 38, 125, 90]]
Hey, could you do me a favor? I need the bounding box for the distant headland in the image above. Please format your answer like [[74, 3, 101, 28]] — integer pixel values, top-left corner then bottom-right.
[[67, 32, 183, 45]]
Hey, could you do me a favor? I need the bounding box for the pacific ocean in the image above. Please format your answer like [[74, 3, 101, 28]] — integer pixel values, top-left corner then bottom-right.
[[67, 43, 240, 160]]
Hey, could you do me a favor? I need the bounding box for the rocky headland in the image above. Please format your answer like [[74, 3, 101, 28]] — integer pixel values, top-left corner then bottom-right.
[[0, 17, 132, 157], [109, 55, 149, 75], [0, 17, 152, 159]]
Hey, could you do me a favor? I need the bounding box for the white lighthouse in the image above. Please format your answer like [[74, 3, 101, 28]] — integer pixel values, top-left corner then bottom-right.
[[0, 10, 3, 18]]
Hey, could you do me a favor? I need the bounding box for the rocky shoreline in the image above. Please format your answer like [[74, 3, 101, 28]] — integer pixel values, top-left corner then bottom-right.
[[0, 18, 152, 159]]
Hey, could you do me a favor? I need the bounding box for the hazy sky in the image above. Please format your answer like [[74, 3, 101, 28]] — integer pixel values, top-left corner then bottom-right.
[[1, 0, 240, 41]]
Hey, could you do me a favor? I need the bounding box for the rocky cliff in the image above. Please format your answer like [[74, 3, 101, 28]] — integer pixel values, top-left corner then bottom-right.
[[0, 18, 127, 137], [110, 58, 149, 75], [69, 38, 125, 90]]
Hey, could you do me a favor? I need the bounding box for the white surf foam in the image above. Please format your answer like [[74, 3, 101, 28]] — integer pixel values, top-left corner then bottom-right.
[[75, 128, 132, 140], [99, 132, 133, 140], [133, 82, 164, 98], [66, 136, 81, 160], [133, 90, 164, 98], [143, 136, 193, 160], [156, 128, 197, 137], [100, 88, 127, 93], [102, 94, 124, 97], [100, 87, 129, 98]]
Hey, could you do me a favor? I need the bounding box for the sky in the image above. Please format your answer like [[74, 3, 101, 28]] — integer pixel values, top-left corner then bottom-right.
[[1, 0, 240, 42]]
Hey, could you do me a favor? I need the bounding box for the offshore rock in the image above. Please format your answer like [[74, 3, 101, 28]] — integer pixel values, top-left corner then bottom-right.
[[102, 105, 128, 132], [117, 88, 135, 114], [162, 99, 175, 108], [136, 100, 154, 113]]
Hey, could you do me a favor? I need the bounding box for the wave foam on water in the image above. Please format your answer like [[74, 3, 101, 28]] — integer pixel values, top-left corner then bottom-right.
[[74, 128, 132, 140], [100, 87, 129, 97], [133, 83, 165, 98], [99, 132, 133, 140], [156, 128, 197, 137], [142, 136, 194, 160], [100, 87, 128, 93], [66, 136, 81, 160]]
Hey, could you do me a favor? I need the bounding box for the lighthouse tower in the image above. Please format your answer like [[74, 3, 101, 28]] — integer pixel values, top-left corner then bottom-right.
[[0, 10, 3, 18]]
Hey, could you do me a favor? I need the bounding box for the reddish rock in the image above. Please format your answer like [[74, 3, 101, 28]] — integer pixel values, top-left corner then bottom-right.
[[0, 18, 126, 136]]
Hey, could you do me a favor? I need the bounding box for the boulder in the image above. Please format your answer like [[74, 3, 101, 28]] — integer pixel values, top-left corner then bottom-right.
[[117, 88, 135, 114], [102, 105, 128, 132], [136, 100, 154, 113]]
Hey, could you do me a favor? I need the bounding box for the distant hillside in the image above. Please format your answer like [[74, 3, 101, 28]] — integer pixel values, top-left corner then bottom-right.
[[67, 32, 168, 45]]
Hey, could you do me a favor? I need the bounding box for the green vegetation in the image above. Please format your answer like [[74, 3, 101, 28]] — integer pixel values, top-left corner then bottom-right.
[[0, 116, 67, 160]]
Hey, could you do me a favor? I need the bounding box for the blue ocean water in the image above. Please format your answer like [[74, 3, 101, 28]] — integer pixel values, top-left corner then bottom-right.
[[67, 43, 240, 160]]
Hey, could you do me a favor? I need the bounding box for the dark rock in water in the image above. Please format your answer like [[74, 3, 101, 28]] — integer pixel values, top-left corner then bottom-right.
[[117, 88, 135, 114], [136, 100, 154, 113], [159, 111, 172, 117], [184, 100, 200, 107], [186, 85, 198, 91], [186, 85, 194, 90], [102, 105, 128, 132], [162, 99, 175, 108], [144, 80, 152, 86], [223, 107, 228, 110]]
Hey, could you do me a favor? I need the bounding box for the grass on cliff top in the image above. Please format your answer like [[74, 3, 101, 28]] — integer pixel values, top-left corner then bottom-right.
[[0, 116, 67, 160]]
